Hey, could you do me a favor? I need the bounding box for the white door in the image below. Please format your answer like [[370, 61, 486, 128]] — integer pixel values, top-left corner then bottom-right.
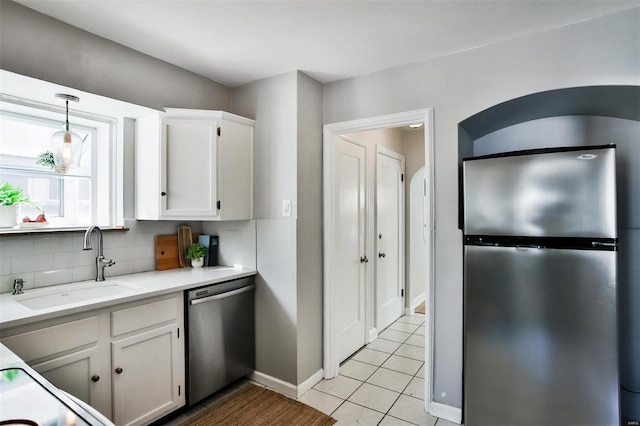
[[335, 137, 367, 363], [376, 150, 405, 331]]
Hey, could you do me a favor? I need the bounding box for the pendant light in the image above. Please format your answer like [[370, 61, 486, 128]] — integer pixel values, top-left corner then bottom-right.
[[51, 93, 82, 173]]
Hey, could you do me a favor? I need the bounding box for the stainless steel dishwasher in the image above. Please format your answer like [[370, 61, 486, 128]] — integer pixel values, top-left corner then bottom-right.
[[186, 276, 255, 406]]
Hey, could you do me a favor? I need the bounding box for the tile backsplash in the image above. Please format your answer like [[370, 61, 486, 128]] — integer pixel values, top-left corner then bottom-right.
[[0, 220, 203, 294]]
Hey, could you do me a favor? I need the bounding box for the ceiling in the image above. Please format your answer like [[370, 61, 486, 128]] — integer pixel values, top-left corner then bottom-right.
[[15, 0, 640, 87]]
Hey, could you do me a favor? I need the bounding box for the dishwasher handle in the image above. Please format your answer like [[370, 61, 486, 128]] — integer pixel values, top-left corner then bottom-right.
[[190, 285, 255, 306]]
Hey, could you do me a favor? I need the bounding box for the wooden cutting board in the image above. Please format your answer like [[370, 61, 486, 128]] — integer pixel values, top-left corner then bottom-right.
[[155, 234, 180, 271], [177, 225, 193, 268]]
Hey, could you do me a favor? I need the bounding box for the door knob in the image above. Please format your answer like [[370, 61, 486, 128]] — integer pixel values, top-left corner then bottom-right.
[[379, 252, 386, 258], [360, 256, 369, 263], [91, 375, 100, 382], [115, 367, 123, 374]]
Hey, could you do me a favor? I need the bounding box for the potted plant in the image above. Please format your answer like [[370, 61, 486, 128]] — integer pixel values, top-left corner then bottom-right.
[[36, 151, 56, 170], [0, 182, 35, 228], [186, 243, 208, 268]]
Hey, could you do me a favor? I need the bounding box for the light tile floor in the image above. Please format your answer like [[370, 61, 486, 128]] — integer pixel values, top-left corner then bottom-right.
[[164, 312, 457, 426], [299, 312, 456, 426]]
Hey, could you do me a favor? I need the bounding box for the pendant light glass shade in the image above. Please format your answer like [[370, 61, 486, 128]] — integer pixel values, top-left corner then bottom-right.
[[52, 94, 82, 174]]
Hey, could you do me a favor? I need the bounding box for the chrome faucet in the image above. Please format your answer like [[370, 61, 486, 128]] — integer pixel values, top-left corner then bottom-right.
[[83, 225, 116, 281], [12, 278, 24, 295]]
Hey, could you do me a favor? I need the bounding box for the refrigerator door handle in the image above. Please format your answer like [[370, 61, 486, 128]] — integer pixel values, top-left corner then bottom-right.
[[592, 241, 617, 248], [516, 244, 543, 249]]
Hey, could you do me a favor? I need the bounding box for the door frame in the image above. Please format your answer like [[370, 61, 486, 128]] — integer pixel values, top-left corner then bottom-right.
[[323, 108, 436, 411]]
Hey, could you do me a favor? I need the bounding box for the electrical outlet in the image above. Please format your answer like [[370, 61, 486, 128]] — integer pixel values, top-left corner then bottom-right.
[[282, 200, 291, 217]]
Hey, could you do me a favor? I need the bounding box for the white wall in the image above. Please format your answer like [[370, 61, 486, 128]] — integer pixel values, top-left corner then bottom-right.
[[0, 219, 204, 293], [323, 8, 640, 409]]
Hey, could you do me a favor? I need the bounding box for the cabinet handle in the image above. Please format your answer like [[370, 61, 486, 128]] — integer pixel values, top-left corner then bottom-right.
[[91, 375, 100, 382], [161, 191, 166, 196], [115, 367, 123, 374]]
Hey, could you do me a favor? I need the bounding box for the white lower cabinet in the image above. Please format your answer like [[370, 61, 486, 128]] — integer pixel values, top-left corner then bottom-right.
[[0, 293, 185, 426], [34, 344, 111, 417]]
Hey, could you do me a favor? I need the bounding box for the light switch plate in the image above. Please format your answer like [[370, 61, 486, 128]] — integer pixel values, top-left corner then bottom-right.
[[282, 200, 291, 217]]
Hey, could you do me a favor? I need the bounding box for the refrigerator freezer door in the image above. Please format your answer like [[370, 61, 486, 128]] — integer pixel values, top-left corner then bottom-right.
[[464, 245, 619, 426], [463, 147, 617, 238]]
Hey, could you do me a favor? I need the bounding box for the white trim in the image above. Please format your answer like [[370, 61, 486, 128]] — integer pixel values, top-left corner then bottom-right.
[[410, 291, 426, 313], [322, 125, 337, 379], [323, 108, 436, 407], [250, 370, 324, 399], [424, 108, 436, 409], [296, 369, 324, 397], [428, 401, 463, 424], [249, 371, 297, 398], [368, 327, 379, 343], [376, 144, 405, 162]]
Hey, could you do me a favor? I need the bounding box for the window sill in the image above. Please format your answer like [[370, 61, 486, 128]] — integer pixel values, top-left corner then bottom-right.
[[0, 226, 129, 237]]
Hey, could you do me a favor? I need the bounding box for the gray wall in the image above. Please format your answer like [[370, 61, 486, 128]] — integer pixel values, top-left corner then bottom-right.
[[296, 72, 324, 384], [232, 72, 300, 384], [231, 71, 324, 386], [0, 1, 231, 112], [323, 8, 640, 408]]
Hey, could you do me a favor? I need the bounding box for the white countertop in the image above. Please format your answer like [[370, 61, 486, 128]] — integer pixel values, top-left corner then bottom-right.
[[0, 266, 256, 330]]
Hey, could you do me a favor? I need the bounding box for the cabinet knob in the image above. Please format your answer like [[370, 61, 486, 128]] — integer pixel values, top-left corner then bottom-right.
[[115, 367, 123, 374], [161, 191, 166, 196], [379, 252, 386, 258], [360, 256, 369, 264], [91, 375, 100, 382]]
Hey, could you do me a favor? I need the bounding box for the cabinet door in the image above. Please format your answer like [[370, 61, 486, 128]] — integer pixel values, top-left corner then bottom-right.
[[33, 346, 112, 420], [111, 324, 184, 426], [218, 119, 253, 220], [161, 118, 218, 218], [1, 316, 111, 419]]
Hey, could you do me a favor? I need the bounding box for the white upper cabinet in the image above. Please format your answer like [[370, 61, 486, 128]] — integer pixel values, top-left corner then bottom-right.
[[135, 109, 254, 221]]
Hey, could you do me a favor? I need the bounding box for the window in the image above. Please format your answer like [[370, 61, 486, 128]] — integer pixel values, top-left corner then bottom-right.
[[0, 95, 116, 229]]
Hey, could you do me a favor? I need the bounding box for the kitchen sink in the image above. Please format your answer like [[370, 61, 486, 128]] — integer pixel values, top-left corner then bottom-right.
[[15, 281, 141, 310]]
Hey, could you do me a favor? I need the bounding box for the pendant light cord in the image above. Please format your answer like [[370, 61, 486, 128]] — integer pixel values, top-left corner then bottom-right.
[[64, 100, 70, 132]]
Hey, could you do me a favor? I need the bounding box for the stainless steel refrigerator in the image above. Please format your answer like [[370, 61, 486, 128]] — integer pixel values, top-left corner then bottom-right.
[[463, 145, 620, 426]]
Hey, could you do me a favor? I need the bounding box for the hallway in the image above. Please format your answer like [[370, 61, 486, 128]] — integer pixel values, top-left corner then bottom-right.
[[299, 312, 456, 426]]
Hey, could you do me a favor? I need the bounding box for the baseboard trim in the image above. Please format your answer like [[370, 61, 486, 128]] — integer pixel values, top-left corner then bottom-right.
[[411, 291, 426, 312], [429, 401, 462, 424], [249, 369, 324, 399], [249, 371, 297, 398], [297, 369, 323, 398], [368, 327, 379, 342]]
